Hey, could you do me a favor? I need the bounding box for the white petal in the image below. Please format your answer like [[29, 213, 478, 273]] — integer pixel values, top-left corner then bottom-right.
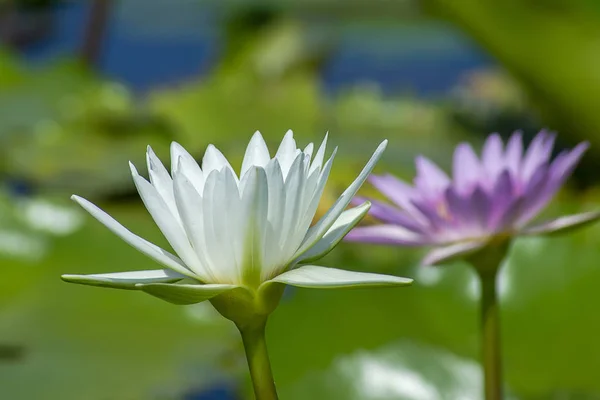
[[137, 283, 237, 305], [266, 265, 412, 289], [62, 269, 185, 289], [309, 132, 328, 175], [295, 202, 371, 263], [303, 142, 314, 161], [275, 130, 298, 178], [265, 159, 286, 232], [296, 147, 337, 239], [146, 147, 179, 219], [171, 142, 205, 194], [239, 167, 270, 285], [71, 195, 195, 279], [172, 169, 216, 282], [241, 131, 270, 176], [295, 140, 388, 259], [278, 154, 306, 263], [202, 144, 237, 180], [131, 166, 206, 276], [221, 168, 245, 281], [202, 168, 240, 283], [263, 159, 286, 268]]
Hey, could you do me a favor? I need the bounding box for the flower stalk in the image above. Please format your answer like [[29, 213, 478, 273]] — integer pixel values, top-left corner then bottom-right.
[[477, 265, 503, 400], [238, 319, 279, 400], [470, 242, 507, 400]]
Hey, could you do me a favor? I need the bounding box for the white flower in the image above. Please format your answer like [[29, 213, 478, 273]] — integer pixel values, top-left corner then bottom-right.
[[62, 131, 411, 317]]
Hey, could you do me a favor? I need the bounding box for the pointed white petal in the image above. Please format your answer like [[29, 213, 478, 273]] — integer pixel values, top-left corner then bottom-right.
[[265, 159, 286, 234], [303, 142, 314, 161], [145, 148, 179, 219], [221, 167, 245, 282], [296, 202, 371, 263], [71, 195, 196, 279], [200, 170, 222, 279], [263, 159, 286, 269], [171, 142, 205, 194], [172, 169, 216, 282], [202, 144, 237, 180], [295, 140, 388, 259], [277, 154, 307, 268], [131, 167, 206, 275], [309, 132, 328, 175], [62, 269, 185, 290], [296, 147, 337, 238], [239, 167, 269, 285], [137, 283, 237, 305], [275, 130, 298, 178], [202, 168, 240, 283], [521, 211, 600, 236], [241, 131, 271, 176], [267, 265, 412, 289]]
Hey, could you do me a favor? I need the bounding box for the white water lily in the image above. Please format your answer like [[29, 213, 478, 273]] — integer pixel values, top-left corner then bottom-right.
[[62, 131, 411, 318]]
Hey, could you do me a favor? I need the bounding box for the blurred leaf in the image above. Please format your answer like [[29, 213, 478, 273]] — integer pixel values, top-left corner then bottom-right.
[[0, 52, 172, 197], [0, 204, 243, 399], [282, 340, 487, 400], [422, 0, 600, 154]]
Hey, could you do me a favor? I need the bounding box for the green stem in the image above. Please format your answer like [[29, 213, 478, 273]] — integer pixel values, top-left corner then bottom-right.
[[238, 319, 279, 400], [477, 267, 503, 400]]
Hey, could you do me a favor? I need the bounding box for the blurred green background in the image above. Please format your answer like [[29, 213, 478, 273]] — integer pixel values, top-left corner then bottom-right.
[[1, 0, 600, 399]]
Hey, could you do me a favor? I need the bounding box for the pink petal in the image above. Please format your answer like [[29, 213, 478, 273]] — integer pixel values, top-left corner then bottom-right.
[[482, 133, 504, 180], [520, 211, 600, 236], [344, 224, 428, 246], [521, 130, 556, 182], [504, 131, 523, 178], [421, 240, 487, 266], [453, 143, 482, 194], [414, 156, 451, 197]]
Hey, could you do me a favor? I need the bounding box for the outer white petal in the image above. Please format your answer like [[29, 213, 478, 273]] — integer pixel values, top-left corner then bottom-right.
[[278, 154, 306, 259], [303, 142, 314, 161], [294, 140, 388, 259], [265, 159, 286, 234], [71, 195, 196, 279], [172, 169, 216, 282], [266, 265, 412, 289], [202, 168, 240, 283], [296, 148, 337, 239], [202, 144, 237, 180], [296, 202, 371, 263], [275, 130, 299, 178], [239, 167, 270, 285], [263, 159, 286, 269], [221, 168, 245, 282], [309, 132, 328, 175], [171, 142, 205, 194], [137, 283, 237, 305], [62, 269, 185, 290], [241, 131, 271, 176], [131, 165, 206, 276], [146, 146, 179, 220]]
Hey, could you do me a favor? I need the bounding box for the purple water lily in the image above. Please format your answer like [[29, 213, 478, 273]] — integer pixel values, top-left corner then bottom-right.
[[346, 130, 600, 265]]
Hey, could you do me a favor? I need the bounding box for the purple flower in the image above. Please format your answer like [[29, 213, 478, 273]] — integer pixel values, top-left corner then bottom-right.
[[346, 131, 600, 266]]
